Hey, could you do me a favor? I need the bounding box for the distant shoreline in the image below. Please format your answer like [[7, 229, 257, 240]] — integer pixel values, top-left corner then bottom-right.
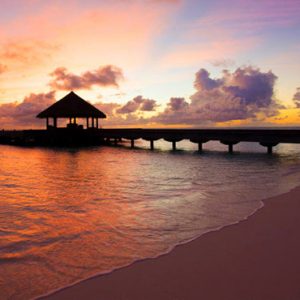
[[41, 186, 300, 300]]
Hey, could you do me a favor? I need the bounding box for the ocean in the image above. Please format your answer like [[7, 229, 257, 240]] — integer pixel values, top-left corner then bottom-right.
[[1, 140, 300, 299]]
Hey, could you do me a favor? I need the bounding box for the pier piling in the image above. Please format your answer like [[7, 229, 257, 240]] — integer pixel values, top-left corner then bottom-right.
[[190, 139, 209, 153], [198, 143, 203, 152], [150, 140, 154, 150], [220, 140, 239, 153], [259, 142, 278, 154], [268, 145, 273, 154], [172, 141, 176, 151], [131, 139, 135, 148]]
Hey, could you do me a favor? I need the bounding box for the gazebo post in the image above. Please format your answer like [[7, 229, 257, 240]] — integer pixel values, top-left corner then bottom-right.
[[92, 117, 95, 128], [46, 117, 49, 129], [96, 118, 99, 129], [86, 117, 89, 129], [74, 117, 77, 124], [69, 117, 72, 124], [53, 117, 57, 128]]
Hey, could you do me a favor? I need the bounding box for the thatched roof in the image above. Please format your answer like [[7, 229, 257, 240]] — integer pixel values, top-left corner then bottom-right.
[[36, 91, 106, 119]]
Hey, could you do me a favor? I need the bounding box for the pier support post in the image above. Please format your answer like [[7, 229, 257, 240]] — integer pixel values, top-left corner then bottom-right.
[[164, 138, 182, 151], [198, 142, 203, 152], [150, 140, 154, 150], [220, 140, 239, 154], [190, 139, 209, 153], [259, 142, 278, 154], [267, 145, 273, 154], [172, 141, 176, 151], [131, 139, 135, 148]]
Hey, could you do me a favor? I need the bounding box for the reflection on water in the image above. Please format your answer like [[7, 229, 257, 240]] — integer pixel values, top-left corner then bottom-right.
[[1, 141, 300, 299]]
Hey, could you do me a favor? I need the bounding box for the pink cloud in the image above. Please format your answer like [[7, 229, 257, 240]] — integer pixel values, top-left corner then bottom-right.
[[116, 96, 158, 114], [94, 100, 150, 127], [49, 66, 124, 90], [293, 87, 300, 108], [0, 91, 55, 129]]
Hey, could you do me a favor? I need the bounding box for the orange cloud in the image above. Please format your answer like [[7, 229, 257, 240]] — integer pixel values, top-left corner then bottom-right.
[[0, 64, 7, 74], [0, 39, 58, 65], [2, 1, 175, 68], [0, 1, 178, 104]]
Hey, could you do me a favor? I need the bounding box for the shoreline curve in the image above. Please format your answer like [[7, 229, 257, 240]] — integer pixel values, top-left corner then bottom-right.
[[38, 185, 300, 300]]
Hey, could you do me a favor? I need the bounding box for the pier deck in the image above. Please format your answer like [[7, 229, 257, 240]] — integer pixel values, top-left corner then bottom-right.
[[1, 128, 300, 153]]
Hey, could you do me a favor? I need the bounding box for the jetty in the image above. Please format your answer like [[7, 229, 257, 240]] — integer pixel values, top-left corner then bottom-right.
[[1, 92, 300, 153]]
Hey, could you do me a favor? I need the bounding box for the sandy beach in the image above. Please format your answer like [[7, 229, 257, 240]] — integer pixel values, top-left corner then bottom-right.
[[44, 187, 300, 300]]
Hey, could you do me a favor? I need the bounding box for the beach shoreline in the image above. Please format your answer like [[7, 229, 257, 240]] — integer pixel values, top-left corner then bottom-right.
[[41, 186, 300, 300]]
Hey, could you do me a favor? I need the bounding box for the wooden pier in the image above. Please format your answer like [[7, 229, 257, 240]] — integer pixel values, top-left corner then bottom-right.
[[1, 128, 300, 153], [99, 128, 300, 153]]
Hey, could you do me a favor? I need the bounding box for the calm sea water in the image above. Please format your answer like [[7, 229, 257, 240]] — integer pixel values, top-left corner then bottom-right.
[[1, 140, 300, 300]]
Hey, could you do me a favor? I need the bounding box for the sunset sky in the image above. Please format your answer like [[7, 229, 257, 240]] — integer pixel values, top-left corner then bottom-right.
[[0, 0, 300, 128]]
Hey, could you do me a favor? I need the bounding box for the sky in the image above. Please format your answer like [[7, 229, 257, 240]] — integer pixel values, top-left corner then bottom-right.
[[0, 0, 300, 129]]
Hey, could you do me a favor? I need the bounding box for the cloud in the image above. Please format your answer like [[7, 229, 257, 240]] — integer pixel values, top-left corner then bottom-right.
[[167, 97, 189, 111], [0, 92, 156, 129], [93, 100, 147, 127], [0, 64, 7, 74], [93, 96, 159, 127], [0, 39, 58, 64], [194, 69, 224, 90], [0, 66, 284, 128], [154, 66, 281, 124], [116, 95, 157, 114], [0, 91, 55, 128], [95, 102, 121, 117], [293, 87, 300, 108], [49, 66, 124, 90], [210, 59, 235, 68]]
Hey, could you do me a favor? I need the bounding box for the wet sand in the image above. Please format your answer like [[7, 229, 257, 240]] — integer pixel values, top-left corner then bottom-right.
[[44, 187, 300, 300]]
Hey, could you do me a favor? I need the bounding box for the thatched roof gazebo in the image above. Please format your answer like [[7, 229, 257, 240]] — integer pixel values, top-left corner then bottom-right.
[[37, 91, 106, 129]]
